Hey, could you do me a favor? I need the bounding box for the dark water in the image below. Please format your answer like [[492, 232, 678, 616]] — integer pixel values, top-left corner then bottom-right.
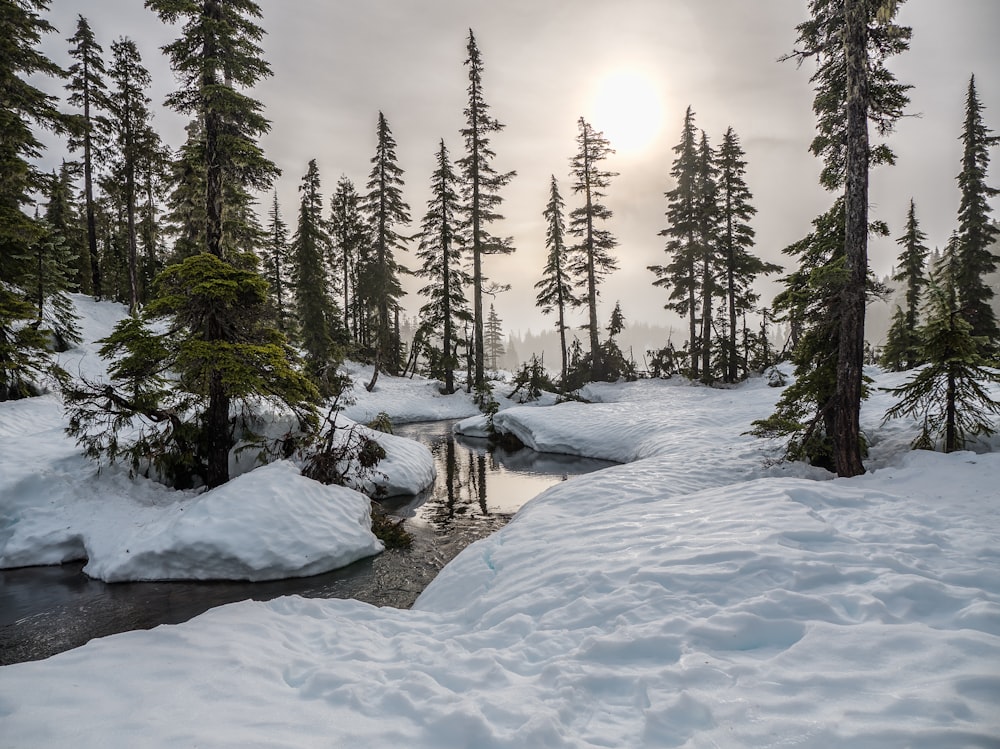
[[0, 420, 614, 665]]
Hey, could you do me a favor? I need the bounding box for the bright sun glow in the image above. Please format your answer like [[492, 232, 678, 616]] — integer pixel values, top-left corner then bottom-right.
[[590, 69, 665, 156]]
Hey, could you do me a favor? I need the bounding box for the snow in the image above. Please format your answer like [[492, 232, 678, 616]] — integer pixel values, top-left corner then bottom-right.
[[1, 297, 999, 746], [0, 295, 433, 582]]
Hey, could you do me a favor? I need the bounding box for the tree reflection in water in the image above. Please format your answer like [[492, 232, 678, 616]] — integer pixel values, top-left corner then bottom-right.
[[389, 419, 617, 530]]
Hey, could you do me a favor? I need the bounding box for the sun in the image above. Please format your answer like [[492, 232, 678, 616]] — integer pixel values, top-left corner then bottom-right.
[[589, 69, 665, 156]]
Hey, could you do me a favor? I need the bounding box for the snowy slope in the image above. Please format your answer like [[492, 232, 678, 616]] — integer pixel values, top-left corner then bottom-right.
[[1, 298, 998, 745]]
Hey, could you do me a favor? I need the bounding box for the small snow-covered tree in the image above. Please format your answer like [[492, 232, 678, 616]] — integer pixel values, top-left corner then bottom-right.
[[484, 303, 505, 371], [535, 175, 578, 387], [881, 199, 929, 371]]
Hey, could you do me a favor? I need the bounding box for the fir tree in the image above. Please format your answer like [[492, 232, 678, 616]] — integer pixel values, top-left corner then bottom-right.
[[45, 161, 88, 294], [716, 127, 781, 382], [107, 37, 156, 314], [145, 0, 279, 261], [535, 175, 579, 388], [695, 130, 722, 383], [650, 106, 702, 379], [484, 304, 505, 371], [0, 0, 72, 400], [362, 112, 410, 389], [954, 75, 1000, 352], [881, 198, 928, 370], [291, 160, 342, 392], [35, 171, 82, 350], [139, 0, 283, 487], [65, 254, 319, 489], [458, 29, 515, 390], [415, 140, 469, 394], [66, 14, 108, 298], [770, 0, 910, 475], [262, 191, 291, 332], [883, 237, 1000, 451], [568, 117, 618, 381], [330, 176, 366, 341]]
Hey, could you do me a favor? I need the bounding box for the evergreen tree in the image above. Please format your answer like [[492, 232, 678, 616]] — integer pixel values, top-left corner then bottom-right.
[[330, 176, 366, 341], [45, 161, 88, 293], [161, 119, 207, 261], [0, 0, 72, 400], [362, 112, 410, 389], [881, 198, 928, 370], [65, 254, 319, 488], [695, 130, 722, 383], [290, 160, 342, 394], [106, 37, 156, 314], [535, 175, 579, 388], [716, 127, 780, 382], [883, 237, 1000, 451], [36, 170, 83, 350], [139, 0, 283, 487], [954, 75, 1000, 352], [650, 106, 702, 379], [484, 304, 505, 371], [458, 29, 515, 391], [415, 140, 469, 394], [768, 0, 910, 475], [261, 191, 290, 332], [66, 14, 108, 298], [568, 117, 618, 381], [145, 0, 279, 261]]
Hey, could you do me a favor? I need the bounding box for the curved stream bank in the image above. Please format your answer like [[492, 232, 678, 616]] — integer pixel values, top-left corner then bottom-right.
[[1, 420, 615, 665]]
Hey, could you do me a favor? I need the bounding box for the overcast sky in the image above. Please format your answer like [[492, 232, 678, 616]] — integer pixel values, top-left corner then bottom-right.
[[37, 1, 1000, 336]]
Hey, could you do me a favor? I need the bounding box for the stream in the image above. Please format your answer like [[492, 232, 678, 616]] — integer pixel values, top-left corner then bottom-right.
[[0, 419, 615, 665]]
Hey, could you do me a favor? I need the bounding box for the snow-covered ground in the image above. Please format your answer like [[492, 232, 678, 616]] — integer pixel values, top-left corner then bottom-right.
[[0, 295, 433, 582], [1, 297, 999, 746]]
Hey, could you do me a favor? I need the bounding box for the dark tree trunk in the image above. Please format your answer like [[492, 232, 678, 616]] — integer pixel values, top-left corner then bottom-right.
[[700, 254, 712, 384], [833, 0, 869, 478]]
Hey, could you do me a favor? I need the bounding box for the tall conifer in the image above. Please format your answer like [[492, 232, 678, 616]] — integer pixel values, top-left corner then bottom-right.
[[881, 199, 928, 371], [954, 75, 1000, 352], [362, 112, 410, 389], [535, 175, 579, 388], [66, 14, 108, 298], [568, 117, 618, 381], [415, 140, 469, 394], [458, 30, 515, 390], [650, 107, 701, 378]]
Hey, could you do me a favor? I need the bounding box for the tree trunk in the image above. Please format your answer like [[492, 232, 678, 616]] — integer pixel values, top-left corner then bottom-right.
[[700, 254, 712, 383], [944, 367, 957, 453], [833, 0, 869, 478], [203, 0, 224, 259]]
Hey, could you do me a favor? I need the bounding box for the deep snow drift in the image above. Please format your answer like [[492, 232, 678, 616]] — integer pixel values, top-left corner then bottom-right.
[[1, 296, 999, 746], [0, 295, 434, 582]]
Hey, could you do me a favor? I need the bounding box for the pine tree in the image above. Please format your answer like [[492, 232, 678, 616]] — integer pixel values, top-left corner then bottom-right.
[[45, 161, 88, 294], [145, 0, 279, 262], [106, 37, 157, 315], [881, 198, 928, 370], [362, 112, 410, 389], [535, 175, 579, 388], [484, 304, 505, 371], [66, 14, 108, 298], [650, 106, 701, 379], [65, 254, 319, 488], [261, 191, 290, 332], [35, 170, 83, 350], [954, 75, 1000, 352], [716, 127, 781, 382], [139, 0, 283, 487], [883, 237, 1000, 451], [0, 0, 72, 400], [769, 0, 910, 475], [329, 176, 366, 341], [458, 29, 515, 391], [290, 160, 342, 393], [568, 117, 618, 381], [415, 140, 469, 394], [695, 130, 722, 383]]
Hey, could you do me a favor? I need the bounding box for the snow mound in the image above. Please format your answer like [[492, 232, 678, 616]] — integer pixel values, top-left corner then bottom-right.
[[83, 461, 382, 582]]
